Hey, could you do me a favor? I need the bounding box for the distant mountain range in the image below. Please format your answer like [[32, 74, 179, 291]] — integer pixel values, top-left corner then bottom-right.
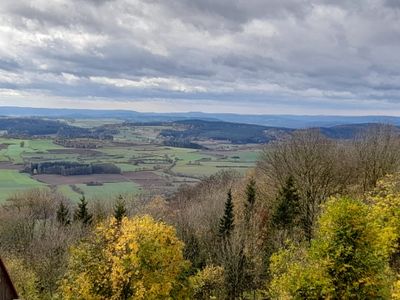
[[1, 106, 400, 129]]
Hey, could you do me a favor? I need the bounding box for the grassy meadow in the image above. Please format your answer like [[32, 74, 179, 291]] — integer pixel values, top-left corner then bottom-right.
[[0, 170, 45, 201]]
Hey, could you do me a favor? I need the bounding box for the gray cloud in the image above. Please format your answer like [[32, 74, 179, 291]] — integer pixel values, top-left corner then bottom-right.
[[0, 0, 400, 114]]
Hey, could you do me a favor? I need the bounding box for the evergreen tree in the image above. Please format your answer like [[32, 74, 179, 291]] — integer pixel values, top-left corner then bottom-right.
[[219, 189, 235, 239], [272, 175, 300, 231], [56, 201, 71, 226], [244, 177, 256, 223], [74, 195, 93, 225], [113, 195, 127, 222]]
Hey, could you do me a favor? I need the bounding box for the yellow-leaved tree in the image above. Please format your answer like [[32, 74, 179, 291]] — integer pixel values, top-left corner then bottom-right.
[[368, 174, 400, 298], [60, 215, 190, 299], [269, 197, 393, 299], [369, 174, 400, 266]]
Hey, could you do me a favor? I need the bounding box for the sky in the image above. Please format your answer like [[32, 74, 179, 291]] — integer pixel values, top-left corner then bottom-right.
[[1, 0, 400, 115]]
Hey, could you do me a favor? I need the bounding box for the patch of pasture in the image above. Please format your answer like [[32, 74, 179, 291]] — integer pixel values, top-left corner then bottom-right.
[[123, 171, 169, 188], [0, 138, 64, 164], [0, 170, 45, 202], [58, 182, 142, 202], [172, 160, 254, 178], [116, 163, 146, 172]]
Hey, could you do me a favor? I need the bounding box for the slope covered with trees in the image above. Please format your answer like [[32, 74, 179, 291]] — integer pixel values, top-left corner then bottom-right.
[[1, 124, 400, 299]]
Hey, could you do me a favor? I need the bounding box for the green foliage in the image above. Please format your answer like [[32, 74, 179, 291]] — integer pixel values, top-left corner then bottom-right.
[[219, 189, 235, 239], [269, 244, 332, 299], [272, 175, 300, 231], [183, 230, 205, 270], [190, 265, 225, 299], [73, 195, 93, 225], [244, 177, 256, 222], [368, 174, 400, 270], [56, 201, 71, 226], [113, 195, 127, 222], [315, 197, 391, 298], [269, 197, 392, 299]]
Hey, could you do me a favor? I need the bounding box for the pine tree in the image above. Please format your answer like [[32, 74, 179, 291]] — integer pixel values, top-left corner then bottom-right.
[[114, 195, 127, 222], [244, 178, 256, 223], [272, 175, 300, 230], [219, 189, 235, 239], [57, 201, 71, 226], [74, 195, 93, 225]]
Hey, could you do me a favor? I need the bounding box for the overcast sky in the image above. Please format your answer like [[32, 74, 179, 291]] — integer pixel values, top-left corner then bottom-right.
[[1, 0, 400, 115]]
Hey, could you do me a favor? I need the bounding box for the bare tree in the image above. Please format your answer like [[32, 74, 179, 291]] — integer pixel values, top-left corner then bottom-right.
[[258, 129, 350, 241], [352, 124, 400, 191], [0, 189, 85, 298]]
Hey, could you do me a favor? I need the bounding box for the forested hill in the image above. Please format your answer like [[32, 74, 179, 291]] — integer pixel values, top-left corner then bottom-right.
[[0, 117, 113, 138], [2, 106, 400, 128], [0, 116, 397, 143], [159, 119, 292, 144], [158, 119, 398, 144], [0, 118, 67, 135]]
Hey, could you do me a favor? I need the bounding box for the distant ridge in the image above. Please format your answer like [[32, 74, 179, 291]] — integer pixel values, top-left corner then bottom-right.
[[0, 116, 397, 142], [1, 106, 400, 129]]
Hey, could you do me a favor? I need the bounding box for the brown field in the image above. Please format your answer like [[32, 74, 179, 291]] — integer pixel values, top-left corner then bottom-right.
[[46, 149, 103, 156], [33, 171, 171, 188], [34, 173, 128, 185], [0, 162, 23, 170]]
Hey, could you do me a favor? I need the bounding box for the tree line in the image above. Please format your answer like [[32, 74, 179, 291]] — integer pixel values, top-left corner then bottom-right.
[[28, 161, 121, 176]]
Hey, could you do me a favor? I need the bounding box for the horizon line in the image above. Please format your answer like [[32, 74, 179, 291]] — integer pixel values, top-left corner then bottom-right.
[[1, 105, 400, 118]]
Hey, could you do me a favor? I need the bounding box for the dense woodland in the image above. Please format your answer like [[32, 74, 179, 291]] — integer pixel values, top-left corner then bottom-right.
[[28, 162, 121, 176], [2, 124, 400, 299], [0, 117, 116, 139], [0, 118, 66, 136], [159, 120, 285, 144]]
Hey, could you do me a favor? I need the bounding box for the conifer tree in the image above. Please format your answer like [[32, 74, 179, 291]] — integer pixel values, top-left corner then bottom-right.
[[244, 178, 256, 223], [74, 195, 93, 225], [57, 201, 71, 226], [272, 175, 300, 231], [219, 189, 235, 239], [113, 195, 127, 222]]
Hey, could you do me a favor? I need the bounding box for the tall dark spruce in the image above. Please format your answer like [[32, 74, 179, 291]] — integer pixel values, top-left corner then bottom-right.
[[114, 195, 127, 222], [219, 189, 235, 239], [56, 201, 71, 226], [74, 195, 93, 225]]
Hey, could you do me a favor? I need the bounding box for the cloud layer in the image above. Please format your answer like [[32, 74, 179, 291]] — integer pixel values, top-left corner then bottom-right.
[[1, 0, 400, 114]]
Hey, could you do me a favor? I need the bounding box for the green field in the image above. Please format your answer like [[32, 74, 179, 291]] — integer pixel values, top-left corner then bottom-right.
[[57, 182, 142, 202], [0, 138, 64, 164], [0, 170, 45, 202]]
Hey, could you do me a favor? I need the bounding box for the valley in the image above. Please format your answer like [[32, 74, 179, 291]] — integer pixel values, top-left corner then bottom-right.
[[0, 118, 262, 202]]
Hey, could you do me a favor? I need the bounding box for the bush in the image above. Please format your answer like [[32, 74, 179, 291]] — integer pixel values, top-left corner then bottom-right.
[[269, 197, 393, 299], [61, 215, 191, 299]]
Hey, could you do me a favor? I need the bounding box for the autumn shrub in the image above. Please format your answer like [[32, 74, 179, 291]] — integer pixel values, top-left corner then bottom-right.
[[190, 265, 224, 299], [61, 215, 191, 299], [5, 256, 41, 300], [269, 197, 393, 299]]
